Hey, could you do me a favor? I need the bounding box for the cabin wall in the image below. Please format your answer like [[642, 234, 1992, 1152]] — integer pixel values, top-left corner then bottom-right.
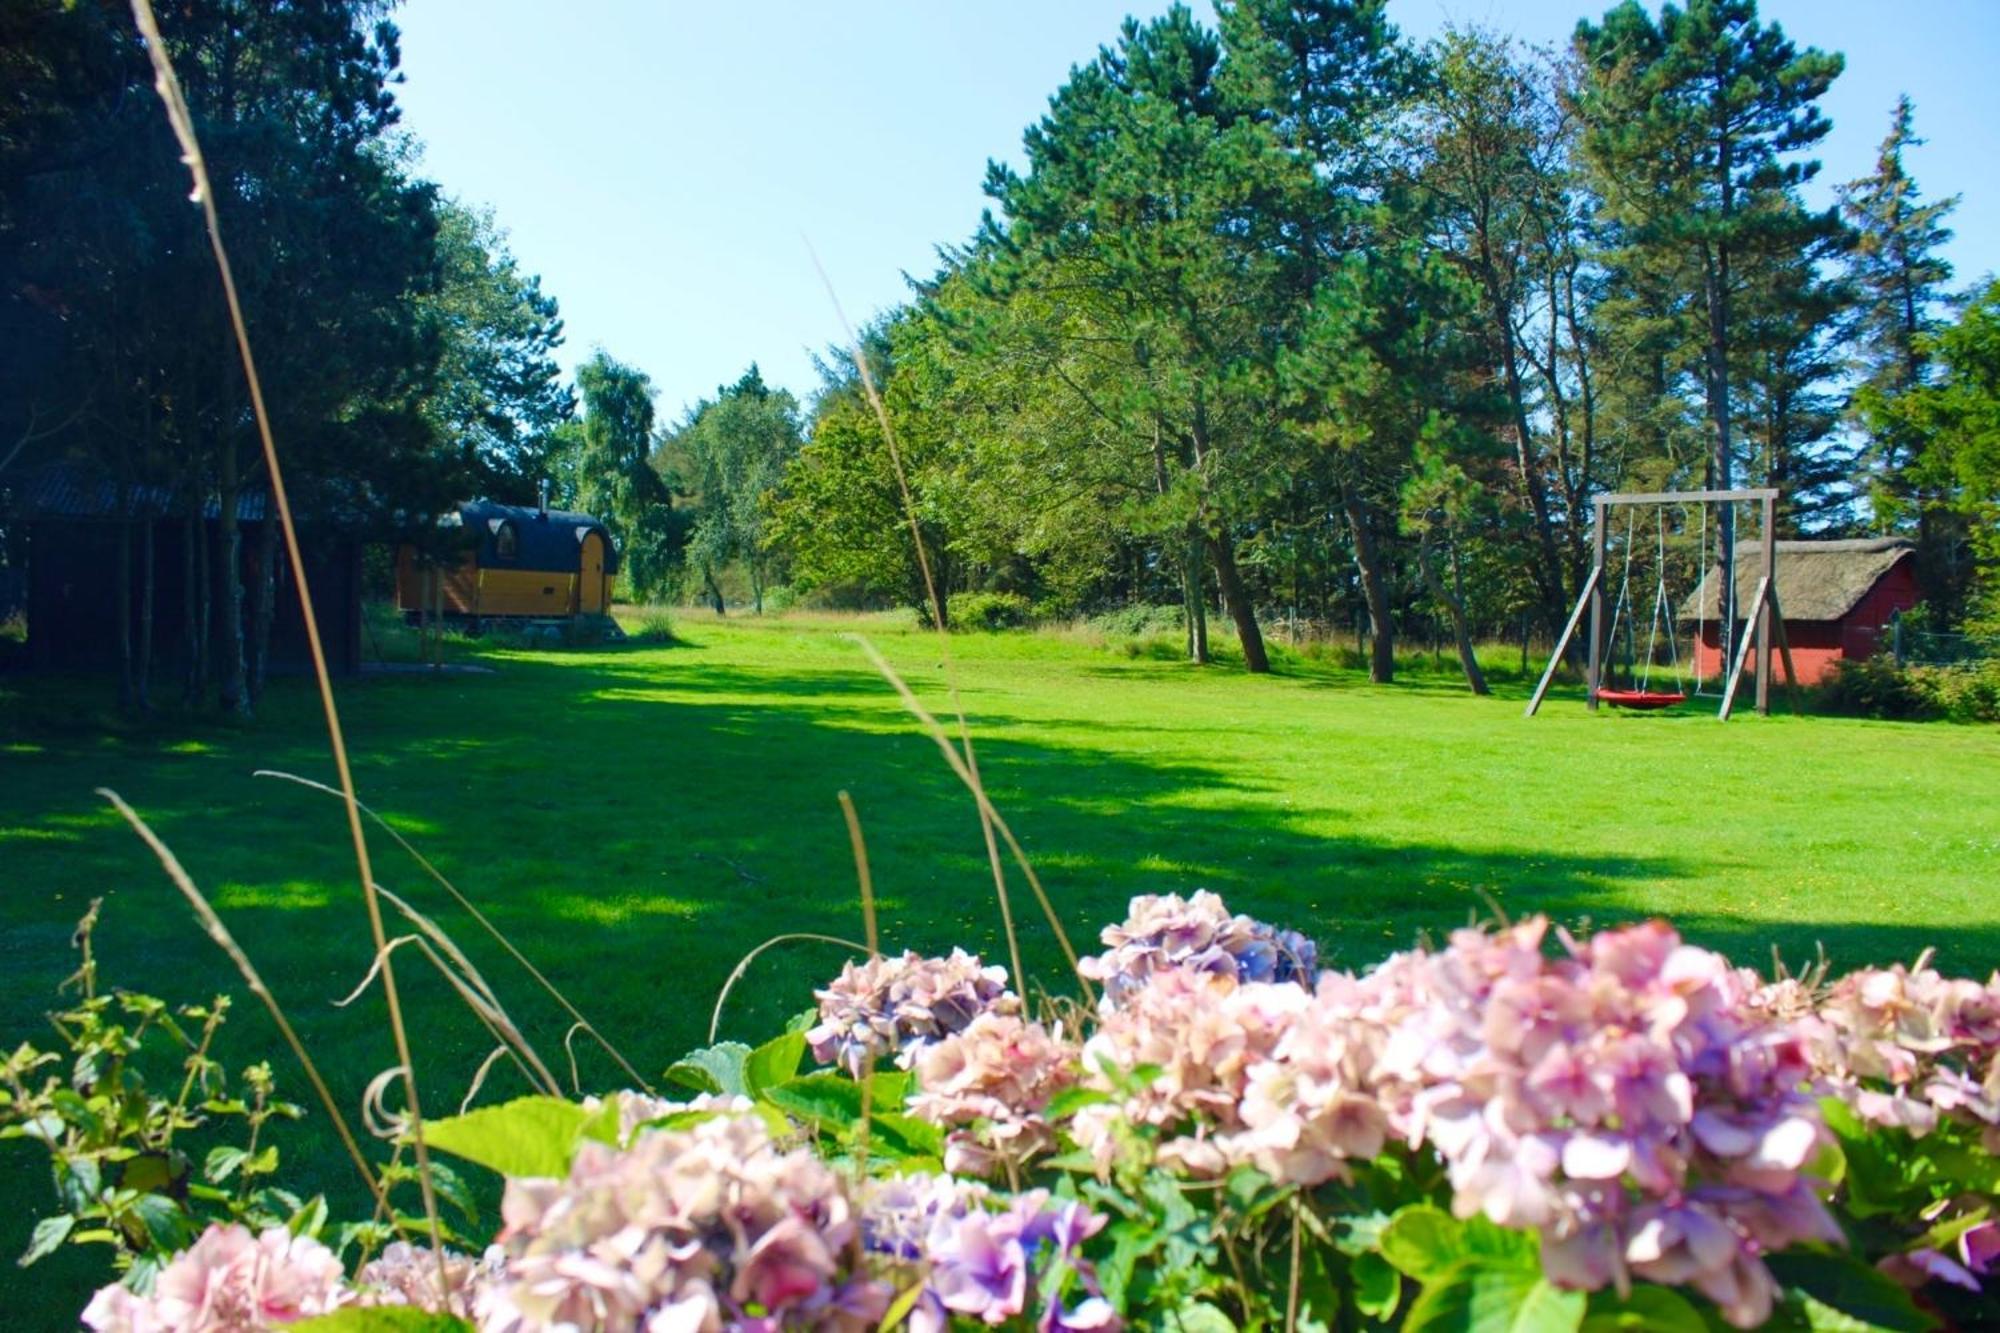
[[1842, 560, 1922, 661], [393, 546, 582, 618], [1694, 621, 1845, 685]]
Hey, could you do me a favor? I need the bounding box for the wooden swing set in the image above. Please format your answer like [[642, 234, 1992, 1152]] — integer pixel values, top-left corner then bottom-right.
[[1525, 488, 1800, 721]]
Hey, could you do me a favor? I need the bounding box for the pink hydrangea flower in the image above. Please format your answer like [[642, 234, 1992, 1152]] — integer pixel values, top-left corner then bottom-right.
[[476, 1113, 889, 1333], [908, 1012, 1080, 1176], [1079, 891, 1317, 1005], [82, 1224, 349, 1333], [1354, 918, 1840, 1329], [808, 949, 1018, 1077]]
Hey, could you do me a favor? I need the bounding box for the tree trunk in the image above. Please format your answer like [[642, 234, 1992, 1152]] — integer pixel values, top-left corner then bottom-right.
[[1342, 489, 1395, 684], [703, 564, 725, 616], [115, 506, 135, 713], [1417, 525, 1488, 695], [1182, 537, 1209, 664], [216, 461, 250, 718], [1479, 250, 1567, 638], [182, 509, 202, 706], [1207, 530, 1268, 674], [137, 520, 154, 714], [248, 510, 277, 705]]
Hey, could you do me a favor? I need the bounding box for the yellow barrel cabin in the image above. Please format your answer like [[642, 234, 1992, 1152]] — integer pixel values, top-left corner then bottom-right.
[[395, 499, 618, 624]]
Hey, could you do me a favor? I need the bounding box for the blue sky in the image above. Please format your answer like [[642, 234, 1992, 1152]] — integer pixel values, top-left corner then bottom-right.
[[390, 0, 1998, 425]]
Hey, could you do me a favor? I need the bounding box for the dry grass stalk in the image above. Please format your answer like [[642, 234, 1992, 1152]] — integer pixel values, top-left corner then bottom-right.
[[96, 788, 389, 1219], [848, 636, 1092, 1001], [707, 933, 869, 1045], [806, 247, 1027, 996], [128, 0, 445, 1275], [257, 769, 654, 1094], [837, 790, 880, 1187]]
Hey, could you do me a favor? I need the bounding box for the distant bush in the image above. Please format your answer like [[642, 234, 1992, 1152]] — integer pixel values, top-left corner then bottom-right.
[[1086, 604, 1185, 637], [1824, 656, 2000, 723], [628, 609, 678, 644], [950, 590, 1033, 631]]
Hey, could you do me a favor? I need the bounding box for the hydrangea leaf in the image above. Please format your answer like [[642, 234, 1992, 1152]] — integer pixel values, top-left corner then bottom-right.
[[664, 1040, 751, 1096], [1351, 1248, 1402, 1322], [1403, 1264, 1585, 1333], [290, 1312, 475, 1332], [1380, 1204, 1537, 1285], [1171, 1299, 1238, 1333], [417, 1095, 592, 1179], [1767, 1252, 1939, 1332], [1579, 1285, 1707, 1332], [744, 1030, 807, 1097]]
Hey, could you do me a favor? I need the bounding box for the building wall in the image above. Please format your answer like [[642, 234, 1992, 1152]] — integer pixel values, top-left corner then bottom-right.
[[394, 546, 583, 617], [1689, 559, 1921, 685], [24, 519, 361, 676], [1841, 560, 1923, 661]]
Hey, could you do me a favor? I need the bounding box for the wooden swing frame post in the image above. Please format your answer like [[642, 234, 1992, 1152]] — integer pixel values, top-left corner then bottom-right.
[[1526, 488, 1786, 720]]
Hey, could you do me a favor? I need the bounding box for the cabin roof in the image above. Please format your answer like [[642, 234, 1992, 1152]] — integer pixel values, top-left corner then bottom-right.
[[1680, 537, 1915, 623], [448, 500, 620, 575]]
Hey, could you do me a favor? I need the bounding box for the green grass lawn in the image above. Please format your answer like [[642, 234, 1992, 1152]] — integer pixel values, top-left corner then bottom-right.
[[2, 611, 1997, 1324]]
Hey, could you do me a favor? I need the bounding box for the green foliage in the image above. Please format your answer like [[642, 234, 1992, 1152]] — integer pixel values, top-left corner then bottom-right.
[[950, 591, 1034, 632], [416, 1096, 607, 1181], [1822, 657, 2000, 724], [290, 1312, 475, 1333], [1856, 280, 2000, 627], [0, 904, 314, 1274], [663, 366, 803, 614]]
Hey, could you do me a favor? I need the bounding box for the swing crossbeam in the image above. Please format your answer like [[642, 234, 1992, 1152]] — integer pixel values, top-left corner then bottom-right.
[[1524, 487, 1788, 721]]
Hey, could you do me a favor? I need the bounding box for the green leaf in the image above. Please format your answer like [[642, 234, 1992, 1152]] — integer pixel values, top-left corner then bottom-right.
[[289, 1311, 475, 1332], [419, 1095, 591, 1179], [763, 1072, 866, 1127], [1170, 1300, 1238, 1333], [664, 1041, 751, 1096], [1580, 1285, 1708, 1333], [879, 1281, 927, 1331], [17, 1214, 74, 1266], [1404, 1264, 1585, 1333], [1353, 1248, 1402, 1321], [129, 1193, 194, 1253], [205, 1146, 248, 1183], [1380, 1204, 1538, 1284], [865, 1111, 944, 1160], [1043, 1085, 1114, 1120], [1767, 1252, 1938, 1332], [744, 1031, 806, 1096]]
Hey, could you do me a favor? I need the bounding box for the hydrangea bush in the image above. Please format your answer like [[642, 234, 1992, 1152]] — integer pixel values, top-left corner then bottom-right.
[[13, 894, 2000, 1331]]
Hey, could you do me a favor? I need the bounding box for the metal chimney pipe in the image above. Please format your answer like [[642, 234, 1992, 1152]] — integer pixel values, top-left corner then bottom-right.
[[538, 477, 549, 518]]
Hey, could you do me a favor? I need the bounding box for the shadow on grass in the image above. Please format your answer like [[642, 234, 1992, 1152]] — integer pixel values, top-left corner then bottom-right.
[[0, 647, 1989, 1332]]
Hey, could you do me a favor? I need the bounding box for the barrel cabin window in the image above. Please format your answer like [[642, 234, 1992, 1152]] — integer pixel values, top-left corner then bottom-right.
[[493, 520, 519, 561]]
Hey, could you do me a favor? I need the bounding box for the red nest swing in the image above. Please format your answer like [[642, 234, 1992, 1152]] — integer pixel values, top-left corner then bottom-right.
[[1594, 686, 1688, 710]]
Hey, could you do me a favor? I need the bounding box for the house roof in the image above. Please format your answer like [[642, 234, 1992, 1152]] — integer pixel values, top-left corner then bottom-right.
[[1680, 537, 1915, 623], [2, 461, 275, 521], [448, 500, 619, 575]]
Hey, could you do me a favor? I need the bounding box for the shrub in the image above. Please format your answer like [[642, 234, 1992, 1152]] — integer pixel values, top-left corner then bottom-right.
[[1086, 604, 1185, 638], [950, 590, 1034, 631], [1825, 656, 2000, 723], [626, 609, 678, 644], [31, 890, 2000, 1332]]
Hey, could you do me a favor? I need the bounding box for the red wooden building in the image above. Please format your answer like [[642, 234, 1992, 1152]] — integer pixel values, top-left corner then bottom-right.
[[1683, 537, 1920, 684]]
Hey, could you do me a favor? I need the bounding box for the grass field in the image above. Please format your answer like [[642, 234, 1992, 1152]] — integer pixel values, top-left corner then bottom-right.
[[2, 610, 1997, 1323]]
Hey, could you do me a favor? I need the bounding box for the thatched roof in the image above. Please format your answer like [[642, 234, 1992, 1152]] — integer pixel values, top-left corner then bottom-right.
[[1680, 537, 1914, 623]]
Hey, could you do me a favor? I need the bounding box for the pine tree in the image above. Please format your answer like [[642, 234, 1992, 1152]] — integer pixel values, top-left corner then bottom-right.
[[1573, 0, 1842, 647]]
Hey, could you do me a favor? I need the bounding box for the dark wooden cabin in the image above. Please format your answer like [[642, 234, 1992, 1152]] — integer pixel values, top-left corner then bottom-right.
[[2, 462, 363, 676]]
